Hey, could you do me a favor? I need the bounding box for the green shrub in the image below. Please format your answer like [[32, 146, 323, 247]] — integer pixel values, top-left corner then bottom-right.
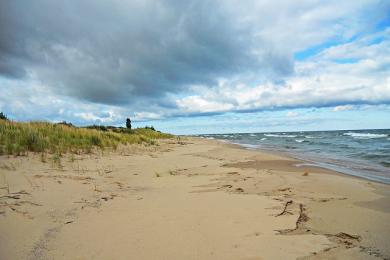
[[0, 112, 8, 121]]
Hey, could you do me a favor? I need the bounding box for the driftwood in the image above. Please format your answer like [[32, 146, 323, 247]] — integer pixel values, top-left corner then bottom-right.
[[11, 190, 30, 195], [1, 190, 31, 199], [275, 200, 293, 217], [219, 184, 232, 189], [295, 204, 309, 229], [0, 195, 21, 199], [335, 232, 361, 241], [274, 203, 310, 234]]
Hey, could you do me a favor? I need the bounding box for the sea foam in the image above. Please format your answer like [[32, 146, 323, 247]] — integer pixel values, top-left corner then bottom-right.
[[344, 132, 387, 139], [264, 134, 297, 138]]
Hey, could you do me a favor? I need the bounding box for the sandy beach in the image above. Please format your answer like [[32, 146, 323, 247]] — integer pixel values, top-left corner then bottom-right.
[[0, 137, 389, 259]]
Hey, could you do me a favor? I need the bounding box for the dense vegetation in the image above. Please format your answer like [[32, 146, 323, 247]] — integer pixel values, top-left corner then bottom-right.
[[0, 119, 172, 156], [0, 112, 8, 121]]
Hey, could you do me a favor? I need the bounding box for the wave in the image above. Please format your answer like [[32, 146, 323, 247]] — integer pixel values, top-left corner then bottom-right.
[[361, 153, 390, 160], [233, 143, 259, 149], [201, 130, 390, 184], [305, 135, 321, 139], [381, 161, 390, 167], [343, 132, 388, 139], [264, 134, 297, 138]]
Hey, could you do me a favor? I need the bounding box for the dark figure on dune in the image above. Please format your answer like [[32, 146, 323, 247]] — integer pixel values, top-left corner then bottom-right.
[[126, 118, 132, 129]]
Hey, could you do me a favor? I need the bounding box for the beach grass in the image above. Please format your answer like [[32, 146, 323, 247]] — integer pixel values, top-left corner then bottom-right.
[[0, 120, 172, 156]]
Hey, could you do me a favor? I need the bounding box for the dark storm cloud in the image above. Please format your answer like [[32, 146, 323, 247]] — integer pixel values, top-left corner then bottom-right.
[[0, 0, 293, 105]]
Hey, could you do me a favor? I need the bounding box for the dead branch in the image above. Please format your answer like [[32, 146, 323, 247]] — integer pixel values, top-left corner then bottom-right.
[[219, 184, 232, 189], [274, 203, 310, 234], [335, 232, 361, 241], [295, 203, 309, 229], [10, 190, 30, 195], [0, 195, 21, 200], [275, 200, 293, 217]]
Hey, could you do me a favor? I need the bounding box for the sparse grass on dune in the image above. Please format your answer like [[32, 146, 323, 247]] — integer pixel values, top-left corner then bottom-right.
[[0, 120, 172, 156]]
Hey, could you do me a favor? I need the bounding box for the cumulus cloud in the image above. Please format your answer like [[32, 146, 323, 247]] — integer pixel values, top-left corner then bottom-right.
[[133, 112, 162, 121], [333, 105, 354, 112], [174, 28, 390, 114], [0, 0, 292, 105], [0, 0, 389, 126]]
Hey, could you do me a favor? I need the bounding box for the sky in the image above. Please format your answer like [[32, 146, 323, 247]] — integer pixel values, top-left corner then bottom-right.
[[1, 0, 390, 134]]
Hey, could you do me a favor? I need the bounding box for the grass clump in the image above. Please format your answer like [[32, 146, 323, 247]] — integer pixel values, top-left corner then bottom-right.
[[0, 120, 172, 155], [51, 152, 62, 169]]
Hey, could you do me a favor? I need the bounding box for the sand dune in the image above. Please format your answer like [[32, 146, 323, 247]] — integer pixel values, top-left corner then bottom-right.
[[0, 138, 389, 259]]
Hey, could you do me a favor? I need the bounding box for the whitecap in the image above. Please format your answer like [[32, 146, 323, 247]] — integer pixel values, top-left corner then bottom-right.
[[264, 134, 297, 138], [343, 132, 387, 139], [305, 135, 319, 139]]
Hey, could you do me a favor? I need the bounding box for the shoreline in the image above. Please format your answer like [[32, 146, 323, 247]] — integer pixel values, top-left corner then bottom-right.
[[208, 137, 390, 185], [1, 137, 389, 259], [221, 139, 390, 187]]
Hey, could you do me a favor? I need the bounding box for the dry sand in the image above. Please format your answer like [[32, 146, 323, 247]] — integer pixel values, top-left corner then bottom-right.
[[0, 137, 389, 259]]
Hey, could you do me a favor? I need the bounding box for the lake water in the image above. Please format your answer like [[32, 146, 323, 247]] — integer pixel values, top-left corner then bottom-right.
[[198, 129, 390, 184]]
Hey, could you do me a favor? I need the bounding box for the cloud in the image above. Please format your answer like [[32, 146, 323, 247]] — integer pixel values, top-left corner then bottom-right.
[[133, 112, 162, 121], [286, 111, 299, 117], [176, 95, 234, 113], [0, 0, 389, 128], [173, 28, 390, 115], [0, 0, 294, 106], [333, 105, 354, 112]]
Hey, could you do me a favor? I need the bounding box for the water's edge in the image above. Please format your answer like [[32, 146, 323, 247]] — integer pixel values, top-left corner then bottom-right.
[[196, 129, 390, 184], [224, 139, 390, 184]]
